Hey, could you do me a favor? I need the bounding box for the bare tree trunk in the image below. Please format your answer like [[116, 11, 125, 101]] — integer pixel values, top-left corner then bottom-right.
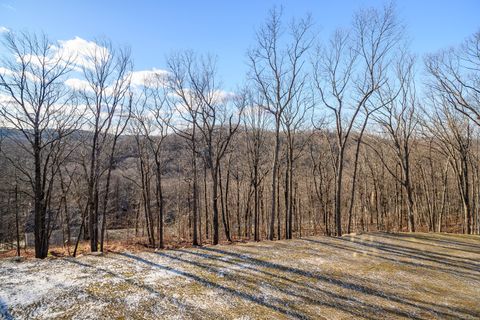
[[254, 166, 260, 241], [276, 164, 281, 239], [219, 164, 232, 242], [438, 163, 449, 232], [204, 163, 209, 240], [212, 166, 220, 245], [335, 149, 345, 236], [192, 142, 199, 246], [15, 184, 20, 257], [236, 172, 241, 239], [155, 164, 165, 249], [347, 116, 369, 234], [404, 150, 416, 232], [288, 147, 294, 239], [270, 116, 281, 240], [73, 204, 88, 258]]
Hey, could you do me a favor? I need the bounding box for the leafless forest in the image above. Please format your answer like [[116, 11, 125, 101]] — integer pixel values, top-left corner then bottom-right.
[[1, 5, 479, 259]]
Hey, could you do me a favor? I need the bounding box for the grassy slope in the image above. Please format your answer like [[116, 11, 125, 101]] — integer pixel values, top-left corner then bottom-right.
[[1, 232, 479, 319]]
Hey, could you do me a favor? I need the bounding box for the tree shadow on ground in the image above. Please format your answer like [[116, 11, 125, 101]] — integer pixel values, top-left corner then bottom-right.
[[375, 232, 480, 254], [4, 233, 478, 319], [303, 236, 479, 282], [120, 252, 309, 319], [64, 258, 225, 319], [300, 235, 480, 318], [197, 244, 479, 319], [154, 250, 415, 319], [110, 232, 479, 319], [342, 235, 480, 276], [349, 233, 480, 264]]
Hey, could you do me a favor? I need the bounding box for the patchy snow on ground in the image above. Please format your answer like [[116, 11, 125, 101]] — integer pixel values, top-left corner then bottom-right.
[[1, 232, 480, 319]]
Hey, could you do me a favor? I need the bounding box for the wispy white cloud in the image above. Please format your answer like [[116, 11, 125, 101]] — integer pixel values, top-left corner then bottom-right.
[[52, 36, 109, 71], [64, 77, 117, 96], [0, 66, 41, 83], [7, 36, 107, 73], [0, 93, 14, 105], [64, 78, 92, 92], [0, 26, 9, 33], [1, 4, 15, 11], [0, 67, 15, 77], [130, 68, 169, 87], [213, 90, 236, 102]]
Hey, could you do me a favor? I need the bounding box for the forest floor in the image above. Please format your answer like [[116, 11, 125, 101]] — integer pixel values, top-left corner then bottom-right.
[[1, 232, 479, 319]]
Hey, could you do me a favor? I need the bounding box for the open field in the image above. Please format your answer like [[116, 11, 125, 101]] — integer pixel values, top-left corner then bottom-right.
[[1, 232, 479, 319]]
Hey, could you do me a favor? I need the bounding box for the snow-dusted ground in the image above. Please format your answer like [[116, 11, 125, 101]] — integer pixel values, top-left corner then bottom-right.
[[1, 232, 479, 319]]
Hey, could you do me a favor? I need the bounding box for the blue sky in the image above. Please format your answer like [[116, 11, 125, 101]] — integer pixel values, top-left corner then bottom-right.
[[1, 0, 479, 90]]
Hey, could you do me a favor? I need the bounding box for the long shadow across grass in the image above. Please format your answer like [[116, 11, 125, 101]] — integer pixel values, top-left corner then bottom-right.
[[301, 236, 480, 318], [388, 233, 480, 250], [119, 252, 309, 319], [64, 258, 225, 319], [198, 244, 479, 319], [344, 233, 480, 266], [154, 250, 418, 319], [303, 236, 479, 282], [374, 232, 480, 255], [337, 236, 480, 276]]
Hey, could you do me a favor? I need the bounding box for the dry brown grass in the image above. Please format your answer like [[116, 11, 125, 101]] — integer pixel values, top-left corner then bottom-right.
[[1, 232, 479, 319]]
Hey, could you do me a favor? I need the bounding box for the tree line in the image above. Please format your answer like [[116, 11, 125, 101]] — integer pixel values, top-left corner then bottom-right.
[[1, 4, 479, 258]]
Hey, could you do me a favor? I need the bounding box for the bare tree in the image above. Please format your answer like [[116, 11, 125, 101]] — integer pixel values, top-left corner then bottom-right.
[[368, 56, 418, 232], [131, 114, 156, 246], [80, 39, 133, 252], [426, 31, 480, 126], [281, 87, 313, 239], [244, 93, 270, 241], [313, 4, 403, 236], [166, 51, 202, 246], [99, 93, 132, 252], [0, 31, 78, 258], [424, 97, 474, 234], [425, 32, 480, 234], [167, 52, 244, 245], [249, 7, 313, 240], [132, 75, 170, 248]]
